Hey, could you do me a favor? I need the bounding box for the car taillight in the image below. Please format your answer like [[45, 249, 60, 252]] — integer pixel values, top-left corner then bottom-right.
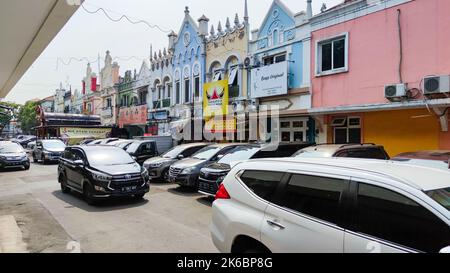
[[215, 184, 230, 200]]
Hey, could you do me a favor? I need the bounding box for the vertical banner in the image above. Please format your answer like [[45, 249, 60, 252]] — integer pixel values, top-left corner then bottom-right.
[[203, 79, 229, 118]]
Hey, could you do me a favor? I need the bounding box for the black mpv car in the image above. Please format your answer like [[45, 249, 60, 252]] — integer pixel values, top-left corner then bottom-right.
[[58, 146, 150, 205], [198, 142, 312, 196]]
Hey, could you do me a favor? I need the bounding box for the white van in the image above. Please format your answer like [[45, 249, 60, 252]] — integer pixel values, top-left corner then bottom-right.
[[211, 158, 450, 253]]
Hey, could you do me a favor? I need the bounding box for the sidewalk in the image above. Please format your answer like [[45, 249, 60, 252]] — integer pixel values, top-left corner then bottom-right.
[[0, 215, 27, 253]]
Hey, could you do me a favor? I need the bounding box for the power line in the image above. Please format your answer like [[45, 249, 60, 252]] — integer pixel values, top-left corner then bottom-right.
[[80, 2, 172, 34]]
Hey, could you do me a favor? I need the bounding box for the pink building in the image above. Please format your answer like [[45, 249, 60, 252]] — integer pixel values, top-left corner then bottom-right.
[[309, 0, 450, 156]]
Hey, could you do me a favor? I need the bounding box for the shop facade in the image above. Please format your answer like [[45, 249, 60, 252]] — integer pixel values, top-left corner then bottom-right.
[[310, 0, 450, 156], [248, 0, 314, 143]]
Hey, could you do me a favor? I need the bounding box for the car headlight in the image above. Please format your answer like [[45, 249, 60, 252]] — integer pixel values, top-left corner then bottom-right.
[[91, 171, 112, 182], [181, 167, 196, 174]]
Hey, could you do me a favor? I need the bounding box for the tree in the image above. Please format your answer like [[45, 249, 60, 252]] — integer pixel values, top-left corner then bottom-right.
[[0, 101, 20, 134], [17, 101, 38, 135]]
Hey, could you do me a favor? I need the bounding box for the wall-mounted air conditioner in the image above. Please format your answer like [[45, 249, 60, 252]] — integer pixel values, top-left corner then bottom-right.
[[385, 83, 407, 101], [423, 75, 450, 95]]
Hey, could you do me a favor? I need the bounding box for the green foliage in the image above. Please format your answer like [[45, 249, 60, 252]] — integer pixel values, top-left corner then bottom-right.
[[0, 101, 20, 132], [17, 101, 39, 134]]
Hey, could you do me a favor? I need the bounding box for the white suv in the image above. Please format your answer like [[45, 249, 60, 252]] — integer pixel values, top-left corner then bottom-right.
[[210, 158, 450, 253]]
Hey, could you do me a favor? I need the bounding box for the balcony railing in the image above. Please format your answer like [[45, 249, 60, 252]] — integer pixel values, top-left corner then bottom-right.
[[153, 99, 171, 109]]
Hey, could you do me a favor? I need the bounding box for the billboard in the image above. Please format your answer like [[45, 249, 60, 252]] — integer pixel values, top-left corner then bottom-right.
[[118, 105, 148, 128], [60, 127, 111, 145], [203, 79, 229, 119], [251, 61, 288, 98]]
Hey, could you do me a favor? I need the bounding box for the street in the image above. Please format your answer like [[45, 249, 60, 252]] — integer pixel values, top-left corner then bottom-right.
[[0, 158, 217, 253]]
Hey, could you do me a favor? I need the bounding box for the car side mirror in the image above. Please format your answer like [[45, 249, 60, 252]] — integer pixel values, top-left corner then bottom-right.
[[440, 246, 450, 253], [74, 160, 84, 167], [178, 155, 184, 159]]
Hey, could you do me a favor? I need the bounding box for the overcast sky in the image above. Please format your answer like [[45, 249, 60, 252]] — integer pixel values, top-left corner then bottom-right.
[[5, 0, 342, 104]]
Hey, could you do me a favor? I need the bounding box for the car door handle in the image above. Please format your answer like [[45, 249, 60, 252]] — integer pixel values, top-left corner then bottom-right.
[[266, 219, 285, 230]]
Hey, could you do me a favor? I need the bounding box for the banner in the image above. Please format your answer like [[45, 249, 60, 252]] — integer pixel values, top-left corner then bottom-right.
[[118, 105, 148, 128], [203, 79, 229, 119], [60, 127, 112, 145], [204, 118, 236, 133], [251, 61, 288, 98]]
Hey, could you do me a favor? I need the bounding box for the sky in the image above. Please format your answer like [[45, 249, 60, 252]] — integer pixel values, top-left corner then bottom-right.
[[5, 0, 342, 104]]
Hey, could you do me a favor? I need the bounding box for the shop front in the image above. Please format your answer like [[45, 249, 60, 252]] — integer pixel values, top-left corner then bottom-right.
[[318, 108, 450, 157], [118, 104, 148, 138]]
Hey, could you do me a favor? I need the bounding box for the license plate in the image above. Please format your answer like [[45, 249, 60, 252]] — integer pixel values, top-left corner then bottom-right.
[[122, 186, 137, 192]]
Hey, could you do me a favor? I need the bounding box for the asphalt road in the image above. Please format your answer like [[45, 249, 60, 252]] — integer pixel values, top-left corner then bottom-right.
[[0, 159, 218, 253]]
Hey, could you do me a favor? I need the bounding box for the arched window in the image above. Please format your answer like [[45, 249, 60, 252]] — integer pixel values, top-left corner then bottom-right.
[[226, 56, 240, 98]]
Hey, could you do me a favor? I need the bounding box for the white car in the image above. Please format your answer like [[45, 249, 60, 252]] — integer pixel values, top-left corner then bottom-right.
[[211, 158, 450, 253]]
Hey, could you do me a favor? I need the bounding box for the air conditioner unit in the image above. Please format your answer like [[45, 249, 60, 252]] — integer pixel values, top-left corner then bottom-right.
[[423, 75, 450, 95], [385, 83, 407, 101]]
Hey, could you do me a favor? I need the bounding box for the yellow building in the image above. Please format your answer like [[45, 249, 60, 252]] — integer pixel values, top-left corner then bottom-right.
[[205, 3, 250, 107]]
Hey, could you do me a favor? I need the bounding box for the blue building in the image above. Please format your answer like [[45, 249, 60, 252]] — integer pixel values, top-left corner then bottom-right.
[[249, 0, 314, 143], [168, 7, 208, 133]]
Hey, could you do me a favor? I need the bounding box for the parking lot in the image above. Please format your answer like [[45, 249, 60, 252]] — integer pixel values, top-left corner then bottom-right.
[[0, 158, 217, 253]]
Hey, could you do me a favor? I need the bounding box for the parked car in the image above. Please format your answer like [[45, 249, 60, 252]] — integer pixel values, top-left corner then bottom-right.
[[198, 142, 312, 196], [79, 139, 95, 145], [169, 143, 247, 189], [125, 140, 159, 165], [13, 135, 37, 147], [392, 150, 450, 170], [292, 143, 390, 160], [0, 141, 30, 171], [143, 143, 210, 182], [211, 157, 450, 253], [32, 139, 66, 164], [27, 141, 36, 151], [58, 145, 150, 205], [111, 140, 134, 150]]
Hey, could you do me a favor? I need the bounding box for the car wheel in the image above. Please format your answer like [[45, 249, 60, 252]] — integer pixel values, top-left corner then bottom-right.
[[83, 184, 96, 206], [41, 155, 47, 165], [23, 164, 30, 171], [60, 175, 71, 194], [32, 153, 38, 163], [134, 193, 145, 200]]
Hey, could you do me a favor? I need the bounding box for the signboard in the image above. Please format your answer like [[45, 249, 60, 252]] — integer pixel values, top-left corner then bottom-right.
[[60, 127, 111, 145], [203, 80, 229, 119], [251, 61, 288, 98], [118, 105, 148, 128], [204, 118, 236, 133]]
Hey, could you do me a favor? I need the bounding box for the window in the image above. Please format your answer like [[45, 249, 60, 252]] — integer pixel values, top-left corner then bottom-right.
[[175, 81, 180, 104], [240, 170, 285, 202], [277, 174, 346, 225], [166, 84, 171, 99], [106, 98, 112, 108], [332, 116, 361, 144], [228, 66, 239, 98], [194, 76, 200, 100], [355, 183, 450, 253], [336, 148, 389, 160], [263, 53, 286, 66], [184, 79, 190, 103], [317, 34, 348, 75], [279, 118, 308, 142], [213, 70, 222, 82]]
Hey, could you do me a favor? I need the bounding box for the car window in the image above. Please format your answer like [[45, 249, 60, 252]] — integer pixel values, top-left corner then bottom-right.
[[355, 183, 450, 253], [210, 146, 237, 162], [218, 146, 260, 164], [426, 187, 450, 212], [192, 146, 222, 160], [182, 146, 206, 157], [277, 174, 346, 225], [336, 148, 388, 159], [239, 170, 284, 202], [140, 143, 156, 154], [63, 149, 73, 160], [72, 149, 84, 161]]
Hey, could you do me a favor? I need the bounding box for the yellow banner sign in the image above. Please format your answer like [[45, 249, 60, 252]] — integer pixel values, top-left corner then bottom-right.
[[60, 127, 111, 143], [204, 118, 236, 133], [203, 79, 229, 119]]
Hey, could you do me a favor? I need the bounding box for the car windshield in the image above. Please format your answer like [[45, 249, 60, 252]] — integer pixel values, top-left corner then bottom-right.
[[162, 146, 188, 159], [292, 150, 332, 158], [43, 140, 66, 149], [85, 148, 135, 166], [218, 146, 260, 164], [192, 146, 222, 160], [426, 187, 450, 212], [126, 142, 141, 153], [0, 143, 24, 153]]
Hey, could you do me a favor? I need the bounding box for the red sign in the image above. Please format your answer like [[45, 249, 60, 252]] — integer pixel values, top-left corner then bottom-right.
[[118, 105, 148, 128]]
